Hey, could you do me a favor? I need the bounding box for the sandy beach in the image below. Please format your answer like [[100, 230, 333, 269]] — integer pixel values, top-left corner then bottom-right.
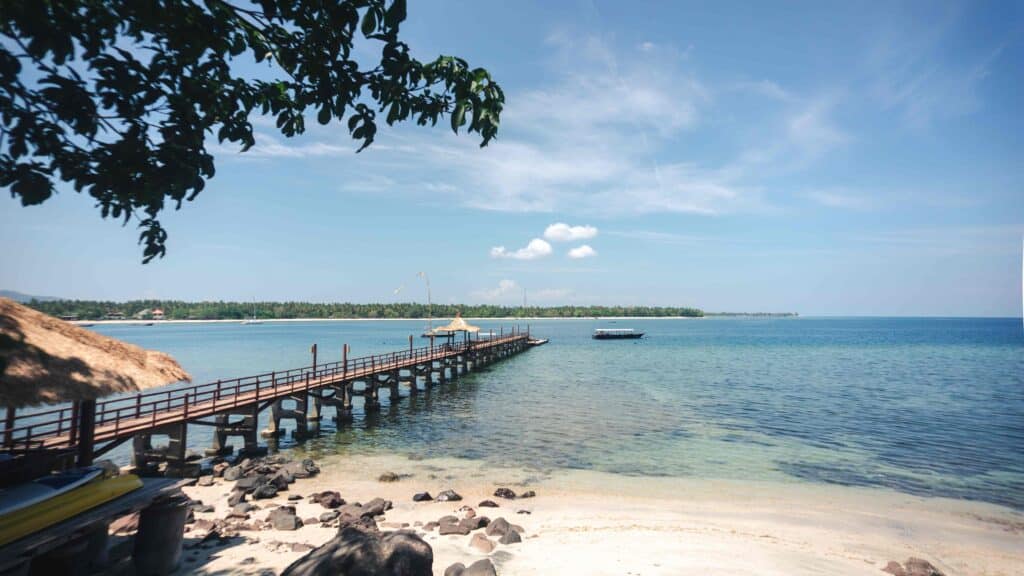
[[178, 454, 1024, 576]]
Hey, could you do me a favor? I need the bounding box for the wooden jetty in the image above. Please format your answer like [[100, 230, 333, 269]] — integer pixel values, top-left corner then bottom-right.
[[1, 328, 533, 474]]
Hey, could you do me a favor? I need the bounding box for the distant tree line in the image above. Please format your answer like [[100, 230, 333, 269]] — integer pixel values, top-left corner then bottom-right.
[[26, 300, 705, 320]]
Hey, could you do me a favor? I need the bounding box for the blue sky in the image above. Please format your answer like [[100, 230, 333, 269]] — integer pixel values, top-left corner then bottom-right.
[[2, 0, 1022, 316]]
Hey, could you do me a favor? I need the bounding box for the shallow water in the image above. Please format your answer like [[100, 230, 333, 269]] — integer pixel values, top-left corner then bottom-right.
[[89, 317, 1024, 510]]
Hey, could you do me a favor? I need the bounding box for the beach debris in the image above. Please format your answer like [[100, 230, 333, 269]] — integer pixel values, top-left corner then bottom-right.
[[446, 559, 497, 576], [267, 506, 303, 531], [413, 491, 434, 502], [882, 558, 945, 576], [493, 487, 516, 499], [281, 527, 432, 576], [458, 505, 476, 518], [436, 489, 463, 502], [196, 475, 214, 487], [478, 500, 499, 508], [469, 532, 496, 553], [288, 494, 303, 501], [516, 509, 531, 515]]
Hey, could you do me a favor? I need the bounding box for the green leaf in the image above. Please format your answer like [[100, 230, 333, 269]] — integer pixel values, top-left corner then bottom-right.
[[361, 9, 377, 37], [451, 102, 466, 133]]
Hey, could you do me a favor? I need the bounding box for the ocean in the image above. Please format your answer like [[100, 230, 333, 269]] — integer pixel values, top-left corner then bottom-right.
[[90, 317, 1024, 510]]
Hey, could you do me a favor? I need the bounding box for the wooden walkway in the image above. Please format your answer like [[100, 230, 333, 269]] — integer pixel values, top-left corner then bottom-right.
[[3, 332, 532, 458]]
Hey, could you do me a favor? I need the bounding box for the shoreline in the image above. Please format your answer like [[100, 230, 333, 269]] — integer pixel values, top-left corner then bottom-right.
[[179, 452, 1024, 576], [74, 316, 709, 326]]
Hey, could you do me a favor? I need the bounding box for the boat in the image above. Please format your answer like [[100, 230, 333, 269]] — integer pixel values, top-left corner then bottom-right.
[[592, 328, 644, 340], [241, 299, 263, 324], [527, 338, 549, 346], [0, 469, 142, 546], [417, 271, 436, 337]]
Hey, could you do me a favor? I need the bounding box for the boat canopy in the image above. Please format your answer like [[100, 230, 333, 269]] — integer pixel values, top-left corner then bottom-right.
[[594, 328, 636, 333]]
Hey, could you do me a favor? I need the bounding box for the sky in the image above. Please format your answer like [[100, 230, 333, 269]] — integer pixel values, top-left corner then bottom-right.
[[2, 0, 1023, 316]]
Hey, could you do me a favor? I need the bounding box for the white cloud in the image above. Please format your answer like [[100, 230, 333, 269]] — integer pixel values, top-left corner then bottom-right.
[[218, 34, 847, 219], [472, 279, 519, 301], [489, 238, 552, 260], [567, 245, 597, 259], [544, 223, 598, 242]]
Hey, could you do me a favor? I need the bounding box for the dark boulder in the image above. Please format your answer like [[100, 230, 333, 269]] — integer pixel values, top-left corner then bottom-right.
[[281, 527, 432, 576], [227, 490, 246, 507], [459, 516, 489, 531], [493, 488, 516, 500], [438, 519, 470, 536], [484, 517, 511, 538], [252, 484, 278, 500], [268, 506, 303, 531], [223, 466, 244, 481], [269, 472, 292, 491], [477, 500, 499, 508], [320, 510, 340, 523], [318, 491, 345, 509], [412, 492, 433, 502], [435, 490, 462, 502], [463, 559, 497, 576], [362, 498, 393, 517], [883, 558, 945, 576], [519, 490, 536, 498], [498, 530, 521, 544]]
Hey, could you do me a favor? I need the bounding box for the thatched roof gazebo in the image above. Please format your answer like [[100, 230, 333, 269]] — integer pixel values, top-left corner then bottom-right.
[[428, 312, 480, 335], [0, 298, 190, 466]]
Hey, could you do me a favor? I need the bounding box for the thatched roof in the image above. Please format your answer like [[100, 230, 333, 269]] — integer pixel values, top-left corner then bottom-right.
[[430, 312, 480, 334], [0, 298, 191, 407]]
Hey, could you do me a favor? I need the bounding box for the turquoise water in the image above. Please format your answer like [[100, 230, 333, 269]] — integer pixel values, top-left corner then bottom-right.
[[91, 317, 1024, 510]]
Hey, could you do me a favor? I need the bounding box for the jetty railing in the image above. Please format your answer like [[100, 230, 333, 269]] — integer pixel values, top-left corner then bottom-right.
[[1, 329, 529, 454]]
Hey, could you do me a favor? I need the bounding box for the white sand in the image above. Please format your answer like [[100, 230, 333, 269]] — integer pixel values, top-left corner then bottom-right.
[[180, 454, 1024, 576]]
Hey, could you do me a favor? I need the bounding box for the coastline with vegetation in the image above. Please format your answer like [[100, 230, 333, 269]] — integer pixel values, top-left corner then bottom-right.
[[26, 299, 713, 321]]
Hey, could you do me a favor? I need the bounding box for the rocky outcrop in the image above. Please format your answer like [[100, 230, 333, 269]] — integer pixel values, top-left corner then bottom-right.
[[281, 527, 433, 576]]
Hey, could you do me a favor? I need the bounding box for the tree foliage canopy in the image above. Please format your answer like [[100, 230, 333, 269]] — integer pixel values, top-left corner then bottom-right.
[[27, 299, 706, 321], [1, 0, 503, 261]]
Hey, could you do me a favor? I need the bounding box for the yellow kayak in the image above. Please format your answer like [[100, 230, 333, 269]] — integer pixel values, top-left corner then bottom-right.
[[0, 472, 142, 547]]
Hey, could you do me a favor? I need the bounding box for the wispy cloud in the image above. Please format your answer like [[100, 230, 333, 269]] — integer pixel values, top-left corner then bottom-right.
[[567, 244, 597, 259], [544, 223, 598, 242], [489, 238, 552, 260], [805, 189, 873, 211], [862, 6, 1006, 127]]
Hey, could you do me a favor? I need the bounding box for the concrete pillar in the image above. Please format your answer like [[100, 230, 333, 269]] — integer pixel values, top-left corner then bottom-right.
[[261, 400, 283, 437], [308, 392, 322, 421]]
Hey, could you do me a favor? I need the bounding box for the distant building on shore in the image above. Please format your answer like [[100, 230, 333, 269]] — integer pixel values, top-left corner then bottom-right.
[[104, 311, 126, 320], [152, 308, 165, 321]]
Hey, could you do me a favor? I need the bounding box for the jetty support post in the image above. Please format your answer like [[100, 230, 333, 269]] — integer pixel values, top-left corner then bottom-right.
[[76, 399, 96, 467]]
